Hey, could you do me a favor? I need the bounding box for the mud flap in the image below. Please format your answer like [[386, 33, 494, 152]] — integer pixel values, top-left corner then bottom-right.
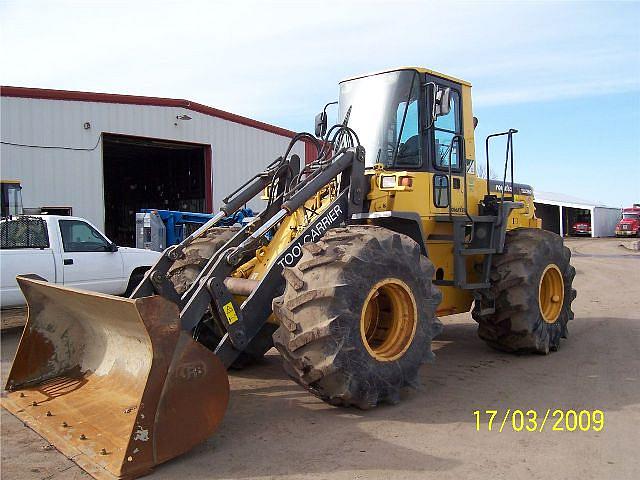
[[1, 276, 229, 480]]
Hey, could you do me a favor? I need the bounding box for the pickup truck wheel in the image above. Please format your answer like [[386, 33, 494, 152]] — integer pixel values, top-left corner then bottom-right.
[[124, 269, 147, 297], [167, 226, 269, 368]]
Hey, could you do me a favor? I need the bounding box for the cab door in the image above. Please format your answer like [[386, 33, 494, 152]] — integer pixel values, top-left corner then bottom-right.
[[58, 219, 124, 294], [428, 83, 466, 215]]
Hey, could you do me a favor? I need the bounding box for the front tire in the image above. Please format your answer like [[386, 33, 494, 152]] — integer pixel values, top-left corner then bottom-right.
[[473, 228, 577, 354], [272, 226, 442, 409], [168, 227, 239, 295]]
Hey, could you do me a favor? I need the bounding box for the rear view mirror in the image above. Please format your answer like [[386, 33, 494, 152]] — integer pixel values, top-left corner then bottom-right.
[[315, 111, 327, 137], [434, 86, 451, 117]]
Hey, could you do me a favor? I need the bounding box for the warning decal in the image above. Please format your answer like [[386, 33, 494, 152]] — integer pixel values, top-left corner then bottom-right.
[[223, 301, 239, 324]]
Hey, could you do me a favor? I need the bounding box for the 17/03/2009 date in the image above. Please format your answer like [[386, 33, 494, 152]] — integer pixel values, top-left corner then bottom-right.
[[473, 409, 604, 432]]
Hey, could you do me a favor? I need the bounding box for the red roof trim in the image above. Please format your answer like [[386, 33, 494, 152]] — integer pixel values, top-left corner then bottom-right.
[[0, 85, 298, 139]]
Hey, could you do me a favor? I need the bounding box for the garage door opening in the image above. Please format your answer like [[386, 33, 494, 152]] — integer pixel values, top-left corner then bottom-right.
[[103, 134, 211, 246], [534, 202, 561, 235], [564, 207, 592, 237]]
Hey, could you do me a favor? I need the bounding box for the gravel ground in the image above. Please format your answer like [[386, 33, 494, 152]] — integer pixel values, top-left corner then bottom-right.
[[2, 237, 639, 480]]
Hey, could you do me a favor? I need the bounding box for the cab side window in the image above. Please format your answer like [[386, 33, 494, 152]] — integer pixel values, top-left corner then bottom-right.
[[59, 220, 110, 252], [433, 89, 461, 170]]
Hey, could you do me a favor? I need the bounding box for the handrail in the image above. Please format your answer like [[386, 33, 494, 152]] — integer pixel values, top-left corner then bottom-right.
[[485, 129, 517, 198], [485, 129, 518, 225]]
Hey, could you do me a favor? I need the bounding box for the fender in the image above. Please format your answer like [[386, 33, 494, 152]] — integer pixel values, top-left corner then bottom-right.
[[350, 211, 428, 256]]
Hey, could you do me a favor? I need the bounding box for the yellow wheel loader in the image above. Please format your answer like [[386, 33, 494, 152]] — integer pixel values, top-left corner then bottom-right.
[[2, 67, 576, 479]]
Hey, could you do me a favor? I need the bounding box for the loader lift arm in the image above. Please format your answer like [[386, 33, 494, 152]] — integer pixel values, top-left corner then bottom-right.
[[129, 152, 298, 303], [132, 142, 366, 369]]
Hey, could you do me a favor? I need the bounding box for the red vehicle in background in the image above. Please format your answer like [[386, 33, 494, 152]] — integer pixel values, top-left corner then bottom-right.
[[616, 204, 640, 237], [571, 213, 592, 236]]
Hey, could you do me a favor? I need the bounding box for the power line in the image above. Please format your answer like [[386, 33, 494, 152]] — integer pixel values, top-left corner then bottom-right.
[[0, 135, 102, 151]]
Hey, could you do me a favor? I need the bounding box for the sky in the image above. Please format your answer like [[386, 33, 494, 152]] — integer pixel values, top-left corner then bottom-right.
[[1, 0, 639, 207]]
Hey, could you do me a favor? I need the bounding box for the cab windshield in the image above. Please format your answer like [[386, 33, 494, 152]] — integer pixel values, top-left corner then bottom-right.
[[623, 213, 639, 220], [338, 70, 420, 168]]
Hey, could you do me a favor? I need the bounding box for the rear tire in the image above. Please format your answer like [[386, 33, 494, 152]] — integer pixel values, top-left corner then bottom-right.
[[167, 227, 270, 368], [472, 228, 576, 354], [272, 226, 442, 409]]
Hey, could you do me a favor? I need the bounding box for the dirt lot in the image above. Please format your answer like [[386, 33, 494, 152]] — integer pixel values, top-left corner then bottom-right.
[[2, 237, 639, 480]]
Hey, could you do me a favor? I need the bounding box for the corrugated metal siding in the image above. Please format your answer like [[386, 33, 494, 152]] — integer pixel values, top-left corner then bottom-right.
[[593, 207, 621, 238], [1, 97, 304, 231]]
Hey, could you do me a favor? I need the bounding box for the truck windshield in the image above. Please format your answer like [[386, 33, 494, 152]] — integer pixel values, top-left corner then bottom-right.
[[338, 70, 420, 168], [623, 213, 639, 219]]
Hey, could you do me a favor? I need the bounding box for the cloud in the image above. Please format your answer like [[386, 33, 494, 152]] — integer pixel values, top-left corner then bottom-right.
[[474, 76, 640, 107], [1, 0, 638, 207], [1, 0, 638, 127]]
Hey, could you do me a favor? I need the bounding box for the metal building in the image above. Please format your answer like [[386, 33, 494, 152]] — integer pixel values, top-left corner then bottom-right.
[[534, 191, 621, 238], [1, 86, 310, 245]]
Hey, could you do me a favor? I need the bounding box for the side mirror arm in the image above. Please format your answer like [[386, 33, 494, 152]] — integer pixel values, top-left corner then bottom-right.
[[315, 101, 338, 138]]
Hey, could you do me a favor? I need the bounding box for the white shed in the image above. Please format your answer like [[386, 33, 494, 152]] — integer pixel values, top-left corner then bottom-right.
[[1, 86, 312, 246], [534, 191, 621, 238]]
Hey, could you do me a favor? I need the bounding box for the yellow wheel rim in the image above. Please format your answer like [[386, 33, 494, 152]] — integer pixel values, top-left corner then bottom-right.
[[360, 278, 417, 362], [538, 264, 565, 324]]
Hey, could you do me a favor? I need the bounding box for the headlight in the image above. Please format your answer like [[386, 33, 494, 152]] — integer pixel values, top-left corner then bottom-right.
[[381, 176, 396, 188]]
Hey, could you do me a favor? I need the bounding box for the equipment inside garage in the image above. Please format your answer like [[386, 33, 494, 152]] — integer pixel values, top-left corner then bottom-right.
[[534, 191, 620, 237], [103, 134, 209, 246], [564, 207, 591, 236]]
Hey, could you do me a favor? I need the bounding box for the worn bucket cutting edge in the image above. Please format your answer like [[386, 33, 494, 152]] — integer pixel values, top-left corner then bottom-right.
[[1, 276, 230, 480]]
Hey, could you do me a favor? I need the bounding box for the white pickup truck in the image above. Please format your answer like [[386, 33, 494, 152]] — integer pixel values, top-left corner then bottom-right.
[[0, 215, 161, 308]]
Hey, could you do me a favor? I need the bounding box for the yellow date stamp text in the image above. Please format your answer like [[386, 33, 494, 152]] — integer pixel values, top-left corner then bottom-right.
[[473, 409, 604, 432]]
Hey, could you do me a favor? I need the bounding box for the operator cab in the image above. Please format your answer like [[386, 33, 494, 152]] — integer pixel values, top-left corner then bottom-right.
[[335, 67, 469, 175]]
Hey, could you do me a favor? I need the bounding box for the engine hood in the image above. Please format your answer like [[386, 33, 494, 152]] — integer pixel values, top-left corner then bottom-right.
[[118, 246, 162, 261]]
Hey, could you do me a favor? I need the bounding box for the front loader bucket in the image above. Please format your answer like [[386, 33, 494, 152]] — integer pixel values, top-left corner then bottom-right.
[[1, 276, 229, 480]]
